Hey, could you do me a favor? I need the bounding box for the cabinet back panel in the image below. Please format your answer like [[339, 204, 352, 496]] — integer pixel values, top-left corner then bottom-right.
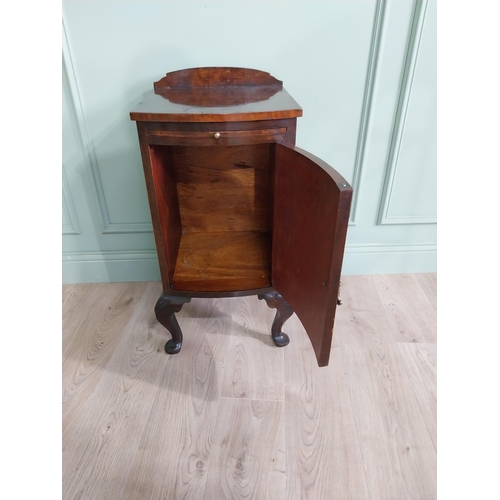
[[173, 231, 271, 292], [171, 144, 271, 233]]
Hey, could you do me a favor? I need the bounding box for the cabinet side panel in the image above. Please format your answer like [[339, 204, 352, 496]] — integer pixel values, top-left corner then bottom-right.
[[143, 139, 182, 289], [272, 143, 352, 366]]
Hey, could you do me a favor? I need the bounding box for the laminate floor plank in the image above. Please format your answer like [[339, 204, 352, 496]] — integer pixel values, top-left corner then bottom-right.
[[398, 342, 437, 451], [203, 398, 285, 500], [62, 284, 84, 309], [122, 297, 231, 500], [63, 282, 173, 500], [62, 283, 109, 346], [284, 313, 369, 500], [415, 273, 437, 313], [338, 276, 437, 500], [220, 295, 284, 401], [373, 274, 437, 344], [62, 283, 149, 424], [62, 274, 437, 500]]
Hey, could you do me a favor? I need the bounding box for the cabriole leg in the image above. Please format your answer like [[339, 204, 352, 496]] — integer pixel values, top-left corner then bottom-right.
[[258, 291, 293, 347], [154, 295, 191, 354]]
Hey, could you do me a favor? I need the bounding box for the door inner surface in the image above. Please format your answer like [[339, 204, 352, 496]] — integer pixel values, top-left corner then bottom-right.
[[272, 143, 352, 366]]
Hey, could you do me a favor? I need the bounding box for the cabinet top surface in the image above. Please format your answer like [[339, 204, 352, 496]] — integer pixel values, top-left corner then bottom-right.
[[130, 67, 303, 123]]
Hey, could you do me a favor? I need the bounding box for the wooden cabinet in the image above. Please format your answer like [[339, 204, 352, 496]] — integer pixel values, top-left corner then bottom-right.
[[130, 67, 352, 367]]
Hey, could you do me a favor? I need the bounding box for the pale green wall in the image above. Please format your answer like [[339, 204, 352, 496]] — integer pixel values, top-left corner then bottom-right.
[[62, 0, 436, 283]]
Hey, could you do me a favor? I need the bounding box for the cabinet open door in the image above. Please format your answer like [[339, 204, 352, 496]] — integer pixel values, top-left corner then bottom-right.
[[272, 143, 353, 366]]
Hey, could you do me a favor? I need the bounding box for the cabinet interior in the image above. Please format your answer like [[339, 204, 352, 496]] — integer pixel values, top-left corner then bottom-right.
[[149, 143, 273, 292]]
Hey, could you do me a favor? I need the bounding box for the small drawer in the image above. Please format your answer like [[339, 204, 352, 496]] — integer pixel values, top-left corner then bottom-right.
[[146, 127, 287, 146]]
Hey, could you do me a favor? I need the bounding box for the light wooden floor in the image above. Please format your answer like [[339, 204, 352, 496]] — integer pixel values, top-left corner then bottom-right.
[[62, 274, 436, 500]]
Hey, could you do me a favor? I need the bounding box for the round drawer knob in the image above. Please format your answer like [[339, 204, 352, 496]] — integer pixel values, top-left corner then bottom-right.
[[214, 132, 220, 139]]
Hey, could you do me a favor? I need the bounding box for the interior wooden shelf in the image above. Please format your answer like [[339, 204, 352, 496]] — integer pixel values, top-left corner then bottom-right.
[[172, 231, 271, 292]]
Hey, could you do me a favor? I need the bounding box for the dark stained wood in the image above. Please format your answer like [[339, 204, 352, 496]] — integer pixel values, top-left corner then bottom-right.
[[172, 231, 271, 292], [154, 67, 283, 107], [147, 144, 182, 287], [138, 119, 298, 146], [155, 87, 283, 107], [146, 127, 287, 147], [154, 294, 191, 354], [155, 67, 282, 90], [258, 291, 293, 347], [130, 89, 302, 123], [136, 128, 180, 291], [157, 287, 275, 300], [138, 118, 295, 134], [284, 118, 297, 146], [272, 143, 353, 367], [131, 68, 352, 366], [171, 144, 271, 234]]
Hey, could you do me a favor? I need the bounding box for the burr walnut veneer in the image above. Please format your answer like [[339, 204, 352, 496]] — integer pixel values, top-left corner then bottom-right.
[[130, 67, 352, 367]]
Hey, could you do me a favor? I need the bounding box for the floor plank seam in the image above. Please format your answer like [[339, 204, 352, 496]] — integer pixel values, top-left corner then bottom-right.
[[63, 276, 437, 500], [219, 395, 285, 402]]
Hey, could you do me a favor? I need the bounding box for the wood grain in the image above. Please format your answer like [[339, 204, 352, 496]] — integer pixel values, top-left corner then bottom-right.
[[173, 231, 271, 292], [62, 284, 101, 347], [63, 282, 173, 499], [130, 87, 302, 123], [203, 398, 285, 500], [153, 67, 283, 108], [220, 295, 284, 401], [154, 67, 283, 90], [284, 313, 369, 500], [139, 118, 296, 135], [122, 297, 231, 500], [61, 283, 87, 310], [398, 343, 437, 450], [139, 137, 181, 290], [148, 143, 182, 286], [172, 144, 271, 234], [272, 143, 352, 366], [147, 127, 287, 147], [415, 272, 437, 313], [337, 276, 437, 499], [373, 274, 437, 344], [63, 274, 436, 500], [62, 283, 147, 427]]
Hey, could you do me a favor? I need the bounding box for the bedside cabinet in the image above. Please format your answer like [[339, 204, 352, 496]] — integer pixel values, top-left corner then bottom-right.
[[130, 67, 352, 367]]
